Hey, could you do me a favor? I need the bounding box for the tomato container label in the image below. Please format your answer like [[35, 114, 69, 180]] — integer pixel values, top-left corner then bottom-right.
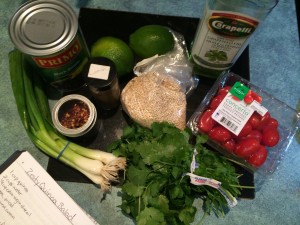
[[229, 82, 249, 100], [212, 82, 267, 135], [249, 100, 268, 116]]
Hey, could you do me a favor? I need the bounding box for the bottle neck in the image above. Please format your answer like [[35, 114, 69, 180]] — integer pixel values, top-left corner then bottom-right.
[[206, 0, 278, 20]]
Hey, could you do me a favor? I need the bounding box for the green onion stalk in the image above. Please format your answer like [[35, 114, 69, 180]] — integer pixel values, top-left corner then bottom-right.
[[9, 50, 126, 192]]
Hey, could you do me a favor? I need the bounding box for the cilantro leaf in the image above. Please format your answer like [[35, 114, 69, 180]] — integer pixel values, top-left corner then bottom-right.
[[127, 165, 149, 186], [147, 195, 169, 213], [122, 181, 144, 197], [111, 122, 243, 225], [179, 206, 197, 224], [136, 207, 166, 225]]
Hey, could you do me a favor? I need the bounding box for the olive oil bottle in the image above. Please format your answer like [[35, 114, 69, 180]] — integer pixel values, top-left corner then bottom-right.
[[191, 0, 278, 79]]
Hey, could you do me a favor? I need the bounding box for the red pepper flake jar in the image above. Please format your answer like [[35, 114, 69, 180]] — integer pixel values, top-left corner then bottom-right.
[[9, 0, 90, 92], [52, 94, 101, 145]]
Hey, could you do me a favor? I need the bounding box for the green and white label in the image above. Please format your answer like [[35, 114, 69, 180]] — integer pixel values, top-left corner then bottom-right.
[[229, 82, 250, 100], [212, 92, 254, 135], [212, 82, 269, 135]]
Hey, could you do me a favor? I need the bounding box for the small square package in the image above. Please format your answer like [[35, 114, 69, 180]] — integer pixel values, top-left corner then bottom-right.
[[188, 72, 300, 176]]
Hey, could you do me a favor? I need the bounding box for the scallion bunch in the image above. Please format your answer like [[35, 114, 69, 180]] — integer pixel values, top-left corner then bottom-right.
[[9, 50, 126, 191]]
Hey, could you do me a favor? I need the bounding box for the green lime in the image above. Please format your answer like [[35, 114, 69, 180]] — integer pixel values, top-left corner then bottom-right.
[[129, 25, 175, 59], [91, 36, 134, 77]]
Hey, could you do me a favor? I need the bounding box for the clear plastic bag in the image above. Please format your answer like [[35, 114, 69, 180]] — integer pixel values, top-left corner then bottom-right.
[[133, 29, 198, 96]]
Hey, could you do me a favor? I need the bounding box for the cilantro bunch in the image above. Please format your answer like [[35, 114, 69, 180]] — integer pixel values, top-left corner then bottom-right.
[[108, 122, 242, 225]]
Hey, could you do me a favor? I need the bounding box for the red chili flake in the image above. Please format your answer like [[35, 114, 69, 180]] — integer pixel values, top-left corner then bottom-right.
[[59, 100, 90, 129]]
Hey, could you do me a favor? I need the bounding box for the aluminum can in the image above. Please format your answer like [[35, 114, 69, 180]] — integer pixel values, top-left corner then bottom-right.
[[9, 0, 90, 91]]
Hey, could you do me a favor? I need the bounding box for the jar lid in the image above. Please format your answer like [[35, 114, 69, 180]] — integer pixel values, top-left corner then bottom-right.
[[83, 57, 117, 91], [52, 94, 97, 137]]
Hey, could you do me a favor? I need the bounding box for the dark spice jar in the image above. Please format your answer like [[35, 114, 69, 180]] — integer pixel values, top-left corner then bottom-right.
[[83, 57, 121, 110], [52, 94, 101, 145], [9, 0, 90, 92]]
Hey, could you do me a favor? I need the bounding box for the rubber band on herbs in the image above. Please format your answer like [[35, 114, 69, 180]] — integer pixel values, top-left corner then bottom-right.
[[183, 148, 238, 208]]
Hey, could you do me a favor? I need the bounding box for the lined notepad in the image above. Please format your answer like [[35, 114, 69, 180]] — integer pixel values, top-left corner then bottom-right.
[[0, 151, 99, 225]]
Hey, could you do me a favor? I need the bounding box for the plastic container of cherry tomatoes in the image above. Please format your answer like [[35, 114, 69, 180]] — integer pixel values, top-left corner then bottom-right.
[[188, 72, 300, 177]]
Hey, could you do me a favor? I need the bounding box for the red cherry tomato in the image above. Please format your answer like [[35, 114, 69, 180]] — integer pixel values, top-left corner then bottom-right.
[[261, 111, 270, 123], [257, 112, 271, 130], [209, 94, 226, 109], [209, 125, 232, 143], [247, 145, 268, 167], [244, 130, 263, 142], [197, 109, 216, 133], [218, 86, 232, 95], [222, 139, 236, 153], [264, 117, 279, 129], [244, 91, 254, 104], [234, 138, 260, 159], [248, 112, 261, 129], [232, 96, 241, 101], [262, 127, 280, 147], [236, 122, 252, 138], [251, 91, 262, 103]]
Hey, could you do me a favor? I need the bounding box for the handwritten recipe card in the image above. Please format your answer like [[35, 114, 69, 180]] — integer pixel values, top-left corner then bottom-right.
[[0, 151, 99, 225]]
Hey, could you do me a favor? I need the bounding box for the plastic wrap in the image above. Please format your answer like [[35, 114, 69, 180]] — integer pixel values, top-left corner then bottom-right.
[[133, 29, 198, 96]]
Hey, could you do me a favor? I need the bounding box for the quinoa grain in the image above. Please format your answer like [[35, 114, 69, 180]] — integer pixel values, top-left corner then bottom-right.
[[121, 72, 186, 130]]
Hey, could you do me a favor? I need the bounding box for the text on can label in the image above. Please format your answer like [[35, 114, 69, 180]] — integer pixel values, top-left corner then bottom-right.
[[33, 39, 82, 68]]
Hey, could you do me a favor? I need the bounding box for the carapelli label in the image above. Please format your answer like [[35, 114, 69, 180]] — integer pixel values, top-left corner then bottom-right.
[[191, 10, 260, 70], [208, 12, 258, 37]]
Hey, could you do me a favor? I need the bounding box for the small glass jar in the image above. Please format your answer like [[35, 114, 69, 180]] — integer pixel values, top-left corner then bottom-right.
[[52, 94, 101, 145], [83, 57, 121, 110]]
